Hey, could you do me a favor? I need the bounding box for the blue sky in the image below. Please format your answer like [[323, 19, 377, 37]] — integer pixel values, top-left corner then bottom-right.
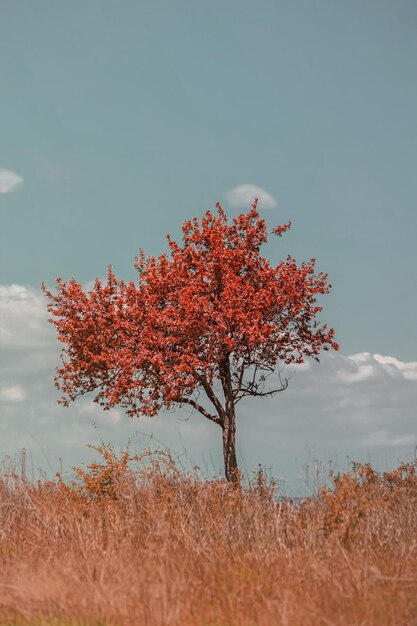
[[1, 1, 416, 483]]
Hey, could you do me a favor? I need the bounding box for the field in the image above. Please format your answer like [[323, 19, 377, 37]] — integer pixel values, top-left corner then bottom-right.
[[0, 446, 416, 626]]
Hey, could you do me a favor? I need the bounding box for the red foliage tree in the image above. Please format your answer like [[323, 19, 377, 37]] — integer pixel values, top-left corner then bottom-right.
[[42, 201, 338, 482]]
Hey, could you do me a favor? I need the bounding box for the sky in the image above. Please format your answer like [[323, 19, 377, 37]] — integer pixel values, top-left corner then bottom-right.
[[1, 1, 416, 489]]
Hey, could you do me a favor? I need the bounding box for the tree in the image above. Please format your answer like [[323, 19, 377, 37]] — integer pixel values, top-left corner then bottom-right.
[[42, 200, 339, 483]]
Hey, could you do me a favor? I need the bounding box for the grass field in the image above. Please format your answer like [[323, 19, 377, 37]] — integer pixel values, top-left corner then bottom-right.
[[0, 445, 416, 626]]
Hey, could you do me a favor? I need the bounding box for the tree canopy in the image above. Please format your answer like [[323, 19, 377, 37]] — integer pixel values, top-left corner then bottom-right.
[[43, 200, 338, 481]]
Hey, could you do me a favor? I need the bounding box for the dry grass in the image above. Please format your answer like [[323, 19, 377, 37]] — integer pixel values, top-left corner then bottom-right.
[[0, 445, 416, 626]]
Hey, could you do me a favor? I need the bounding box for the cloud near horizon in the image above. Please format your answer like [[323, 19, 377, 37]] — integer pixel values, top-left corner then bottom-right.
[[1, 284, 416, 490], [225, 184, 278, 209], [0, 169, 24, 194]]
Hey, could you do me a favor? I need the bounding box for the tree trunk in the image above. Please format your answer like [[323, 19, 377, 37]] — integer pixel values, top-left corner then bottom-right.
[[222, 406, 239, 484]]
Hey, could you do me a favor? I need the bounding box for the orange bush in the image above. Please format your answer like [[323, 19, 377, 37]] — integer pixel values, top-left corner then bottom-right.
[[320, 460, 417, 546]]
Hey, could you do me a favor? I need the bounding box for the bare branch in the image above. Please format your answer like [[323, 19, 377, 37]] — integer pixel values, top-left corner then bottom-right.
[[239, 380, 289, 399], [178, 397, 222, 426], [197, 374, 226, 425], [235, 382, 289, 403], [234, 366, 294, 403]]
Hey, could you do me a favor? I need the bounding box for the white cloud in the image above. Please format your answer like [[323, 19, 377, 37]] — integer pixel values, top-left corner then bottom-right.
[[0, 169, 24, 194], [373, 353, 417, 381], [337, 353, 375, 383], [0, 385, 25, 403], [0, 284, 416, 489], [0, 285, 53, 349], [226, 184, 277, 209]]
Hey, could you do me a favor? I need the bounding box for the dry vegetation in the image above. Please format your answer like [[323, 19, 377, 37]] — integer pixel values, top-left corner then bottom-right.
[[0, 445, 416, 626]]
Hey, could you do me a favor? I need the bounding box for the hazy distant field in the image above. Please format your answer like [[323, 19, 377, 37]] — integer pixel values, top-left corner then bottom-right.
[[0, 447, 416, 626]]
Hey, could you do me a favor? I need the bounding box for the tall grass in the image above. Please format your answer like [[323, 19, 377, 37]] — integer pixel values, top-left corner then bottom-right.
[[0, 445, 416, 626]]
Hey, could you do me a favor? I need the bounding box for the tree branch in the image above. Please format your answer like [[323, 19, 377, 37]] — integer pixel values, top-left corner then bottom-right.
[[197, 374, 226, 425], [235, 382, 289, 404], [178, 397, 222, 426], [219, 352, 233, 406], [234, 368, 292, 403]]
